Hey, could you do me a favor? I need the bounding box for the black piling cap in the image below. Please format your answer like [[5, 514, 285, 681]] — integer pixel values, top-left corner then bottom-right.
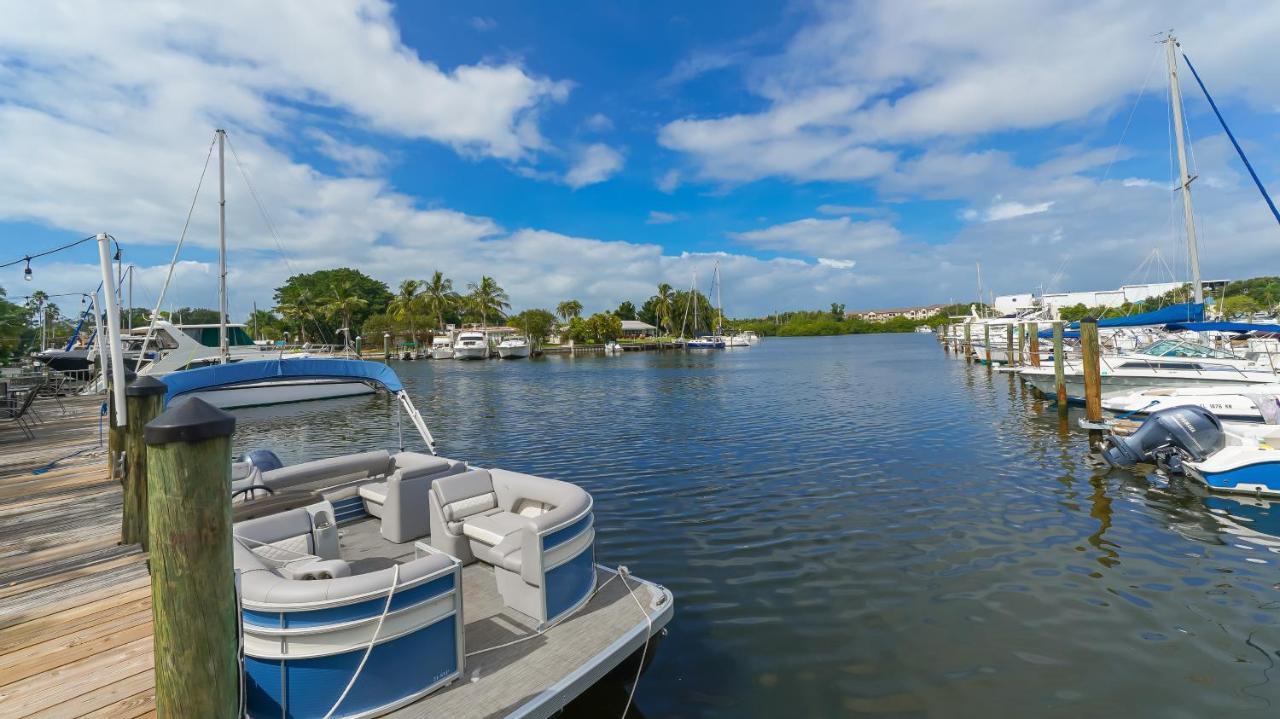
[[144, 398, 235, 446], [1081, 316, 1098, 324], [106, 368, 137, 387], [126, 375, 167, 397]]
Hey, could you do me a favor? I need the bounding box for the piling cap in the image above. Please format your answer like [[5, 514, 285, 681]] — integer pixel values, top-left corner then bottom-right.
[[125, 375, 167, 397], [106, 368, 137, 387], [144, 398, 235, 446], [1082, 316, 1098, 324]]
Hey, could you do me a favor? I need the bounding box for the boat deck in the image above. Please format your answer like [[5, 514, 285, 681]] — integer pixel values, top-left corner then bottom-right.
[[337, 517, 673, 719], [0, 394, 155, 718]]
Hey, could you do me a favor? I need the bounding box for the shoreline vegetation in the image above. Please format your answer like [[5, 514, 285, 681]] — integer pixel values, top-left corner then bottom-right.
[[9, 272, 1278, 361]]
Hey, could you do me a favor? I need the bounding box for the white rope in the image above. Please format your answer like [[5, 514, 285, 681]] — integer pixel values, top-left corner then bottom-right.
[[619, 566, 653, 719], [323, 562, 400, 719]]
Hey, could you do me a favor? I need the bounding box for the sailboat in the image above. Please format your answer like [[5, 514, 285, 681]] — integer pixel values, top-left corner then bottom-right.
[[135, 130, 377, 409], [685, 266, 725, 349]]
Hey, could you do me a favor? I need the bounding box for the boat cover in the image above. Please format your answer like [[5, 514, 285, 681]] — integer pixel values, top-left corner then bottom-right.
[[1162, 321, 1280, 334], [1037, 303, 1204, 338], [161, 358, 403, 404]]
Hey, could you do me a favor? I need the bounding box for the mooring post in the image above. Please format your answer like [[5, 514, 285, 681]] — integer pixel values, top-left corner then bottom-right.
[[983, 324, 992, 368], [1080, 317, 1102, 423], [1029, 323, 1041, 368], [121, 376, 166, 548], [1004, 324, 1013, 367], [355, 335, 363, 358], [1052, 321, 1068, 419], [941, 324, 950, 353], [107, 369, 135, 479], [383, 332, 391, 362], [145, 398, 239, 718], [963, 323, 971, 362]]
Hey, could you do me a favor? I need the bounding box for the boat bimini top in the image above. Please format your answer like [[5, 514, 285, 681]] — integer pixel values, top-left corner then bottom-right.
[[160, 358, 435, 453]]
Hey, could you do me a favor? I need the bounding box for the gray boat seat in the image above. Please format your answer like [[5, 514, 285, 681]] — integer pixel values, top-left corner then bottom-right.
[[260, 450, 393, 492], [355, 452, 467, 543], [429, 468, 595, 624]]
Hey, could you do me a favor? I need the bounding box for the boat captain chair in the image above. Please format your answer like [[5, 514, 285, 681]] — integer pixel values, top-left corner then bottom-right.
[[429, 468, 596, 625]]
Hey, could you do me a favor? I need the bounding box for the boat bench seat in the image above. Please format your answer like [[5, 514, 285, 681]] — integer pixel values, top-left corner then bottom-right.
[[429, 468, 596, 624]]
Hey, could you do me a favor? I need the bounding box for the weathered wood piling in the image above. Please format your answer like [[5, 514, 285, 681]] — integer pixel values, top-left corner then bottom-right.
[[1029, 323, 1041, 368], [983, 324, 992, 368], [144, 398, 239, 718], [1052, 320, 1068, 420], [1080, 317, 1102, 423], [121, 376, 166, 548]]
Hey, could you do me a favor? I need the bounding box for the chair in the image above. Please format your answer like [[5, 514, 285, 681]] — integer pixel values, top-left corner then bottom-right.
[[1, 385, 41, 440]]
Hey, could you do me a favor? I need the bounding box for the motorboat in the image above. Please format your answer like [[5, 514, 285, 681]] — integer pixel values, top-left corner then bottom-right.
[[724, 334, 752, 347], [429, 335, 454, 360], [496, 336, 531, 359], [741, 330, 761, 345], [914, 325, 933, 334], [176, 360, 675, 718], [1102, 405, 1280, 497], [1101, 384, 1280, 423], [685, 336, 725, 349], [602, 341, 622, 354], [452, 331, 489, 360], [1018, 338, 1279, 400]]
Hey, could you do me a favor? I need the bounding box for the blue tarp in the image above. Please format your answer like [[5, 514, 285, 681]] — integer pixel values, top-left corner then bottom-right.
[[1163, 321, 1280, 334], [1037, 302, 1204, 338], [161, 358, 404, 404]]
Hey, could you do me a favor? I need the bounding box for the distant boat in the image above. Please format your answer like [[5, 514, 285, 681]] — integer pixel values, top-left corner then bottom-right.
[[686, 336, 725, 349], [915, 325, 934, 334], [453, 330, 488, 360], [430, 335, 454, 359], [497, 336, 531, 359]]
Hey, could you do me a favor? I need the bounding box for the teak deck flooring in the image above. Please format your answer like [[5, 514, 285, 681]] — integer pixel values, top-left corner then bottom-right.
[[0, 395, 154, 719]]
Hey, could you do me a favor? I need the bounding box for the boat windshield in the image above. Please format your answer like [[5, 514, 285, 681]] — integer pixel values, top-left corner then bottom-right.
[[1137, 338, 1239, 359]]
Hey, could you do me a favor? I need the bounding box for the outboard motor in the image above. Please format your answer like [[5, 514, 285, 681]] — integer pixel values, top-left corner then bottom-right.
[[231, 448, 284, 481], [1102, 405, 1226, 469]]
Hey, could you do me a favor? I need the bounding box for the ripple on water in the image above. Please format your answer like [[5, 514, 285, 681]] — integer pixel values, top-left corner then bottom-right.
[[230, 335, 1280, 717]]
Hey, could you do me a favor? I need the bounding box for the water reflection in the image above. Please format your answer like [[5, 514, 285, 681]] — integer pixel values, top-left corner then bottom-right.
[[228, 335, 1280, 717]]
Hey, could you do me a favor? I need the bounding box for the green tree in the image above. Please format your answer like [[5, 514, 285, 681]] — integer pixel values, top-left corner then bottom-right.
[[651, 283, 674, 334], [421, 270, 457, 330], [556, 299, 583, 324], [671, 289, 715, 336], [389, 279, 423, 345], [466, 276, 510, 327], [244, 308, 283, 341], [1222, 295, 1260, 318], [323, 280, 370, 347], [274, 268, 391, 341], [830, 302, 846, 319], [614, 300, 637, 321], [509, 308, 556, 348], [275, 289, 319, 343], [588, 312, 623, 342]]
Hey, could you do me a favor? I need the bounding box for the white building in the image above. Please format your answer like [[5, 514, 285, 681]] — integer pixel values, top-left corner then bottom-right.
[[994, 281, 1226, 317]]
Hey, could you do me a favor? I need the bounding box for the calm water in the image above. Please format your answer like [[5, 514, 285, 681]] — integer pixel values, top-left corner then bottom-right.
[[231, 334, 1280, 718]]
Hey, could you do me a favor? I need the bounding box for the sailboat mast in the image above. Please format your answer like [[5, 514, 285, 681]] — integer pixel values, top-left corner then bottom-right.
[[1165, 34, 1203, 304], [217, 128, 229, 363], [692, 269, 699, 335], [714, 262, 723, 334]]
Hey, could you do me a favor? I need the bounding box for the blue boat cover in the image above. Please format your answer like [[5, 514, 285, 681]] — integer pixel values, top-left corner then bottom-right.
[[161, 358, 403, 404], [1037, 303, 1204, 338], [1163, 321, 1280, 334]]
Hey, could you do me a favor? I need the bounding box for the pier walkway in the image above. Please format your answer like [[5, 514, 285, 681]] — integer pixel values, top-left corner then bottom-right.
[[0, 394, 155, 719]]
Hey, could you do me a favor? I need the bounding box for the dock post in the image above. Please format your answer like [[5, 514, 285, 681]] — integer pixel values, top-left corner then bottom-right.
[[355, 335, 363, 358], [1005, 324, 1014, 367], [107, 369, 135, 479], [963, 323, 971, 362], [941, 324, 949, 353], [1080, 317, 1102, 424], [145, 398, 239, 719], [121, 376, 166, 548], [383, 332, 391, 362], [983, 324, 991, 368], [1052, 321, 1068, 419], [1029, 323, 1041, 368]]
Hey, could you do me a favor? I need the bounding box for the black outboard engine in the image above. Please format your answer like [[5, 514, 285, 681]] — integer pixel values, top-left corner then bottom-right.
[[1102, 405, 1226, 469]]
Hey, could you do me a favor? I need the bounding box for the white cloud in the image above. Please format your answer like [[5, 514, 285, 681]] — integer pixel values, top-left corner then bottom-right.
[[646, 211, 680, 225], [817, 258, 856, 269], [817, 204, 878, 216], [732, 217, 902, 257], [306, 129, 386, 175], [658, 1, 1280, 185], [656, 170, 681, 193], [983, 200, 1054, 222], [564, 144, 624, 189], [1122, 177, 1158, 188], [471, 16, 497, 32], [583, 113, 614, 132]]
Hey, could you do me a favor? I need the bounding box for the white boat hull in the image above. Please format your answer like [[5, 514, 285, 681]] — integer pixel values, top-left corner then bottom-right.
[[497, 345, 530, 359], [178, 378, 374, 409], [430, 347, 454, 360], [453, 345, 488, 360], [1020, 368, 1276, 401]]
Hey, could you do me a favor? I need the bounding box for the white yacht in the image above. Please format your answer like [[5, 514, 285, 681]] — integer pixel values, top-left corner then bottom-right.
[[1102, 383, 1280, 422], [1019, 338, 1279, 400], [429, 335, 454, 360], [452, 331, 489, 360], [496, 336, 531, 359]]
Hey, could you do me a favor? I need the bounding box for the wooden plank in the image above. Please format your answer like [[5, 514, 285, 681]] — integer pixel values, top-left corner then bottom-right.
[[74, 681, 156, 719], [0, 610, 152, 684], [0, 577, 149, 634], [26, 668, 154, 719], [0, 562, 149, 626], [0, 552, 143, 602], [0, 635, 153, 716]]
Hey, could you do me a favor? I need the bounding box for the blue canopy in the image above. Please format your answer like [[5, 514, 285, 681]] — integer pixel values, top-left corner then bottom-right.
[[161, 358, 404, 404], [1164, 321, 1280, 334], [1038, 302, 1204, 338]]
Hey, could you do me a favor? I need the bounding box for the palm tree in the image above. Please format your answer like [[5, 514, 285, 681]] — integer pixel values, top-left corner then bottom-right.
[[421, 270, 457, 330], [389, 279, 423, 346], [556, 299, 583, 324], [466, 276, 510, 327], [652, 283, 674, 335], [275, 288, 316, 343], [322, 280, 368, 349]]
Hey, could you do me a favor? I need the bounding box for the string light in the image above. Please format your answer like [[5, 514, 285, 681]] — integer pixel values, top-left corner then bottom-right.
[[23, 257, 32, 281]]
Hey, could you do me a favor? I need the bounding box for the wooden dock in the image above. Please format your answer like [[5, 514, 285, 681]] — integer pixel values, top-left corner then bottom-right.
[[0, 394, 155, 719]]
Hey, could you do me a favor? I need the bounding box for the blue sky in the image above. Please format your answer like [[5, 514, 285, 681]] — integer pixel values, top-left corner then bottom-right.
[[1, 1, 1279, 319]]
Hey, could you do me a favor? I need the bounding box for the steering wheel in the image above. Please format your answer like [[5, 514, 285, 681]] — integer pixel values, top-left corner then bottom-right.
[[231, 485, 276, 502]]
